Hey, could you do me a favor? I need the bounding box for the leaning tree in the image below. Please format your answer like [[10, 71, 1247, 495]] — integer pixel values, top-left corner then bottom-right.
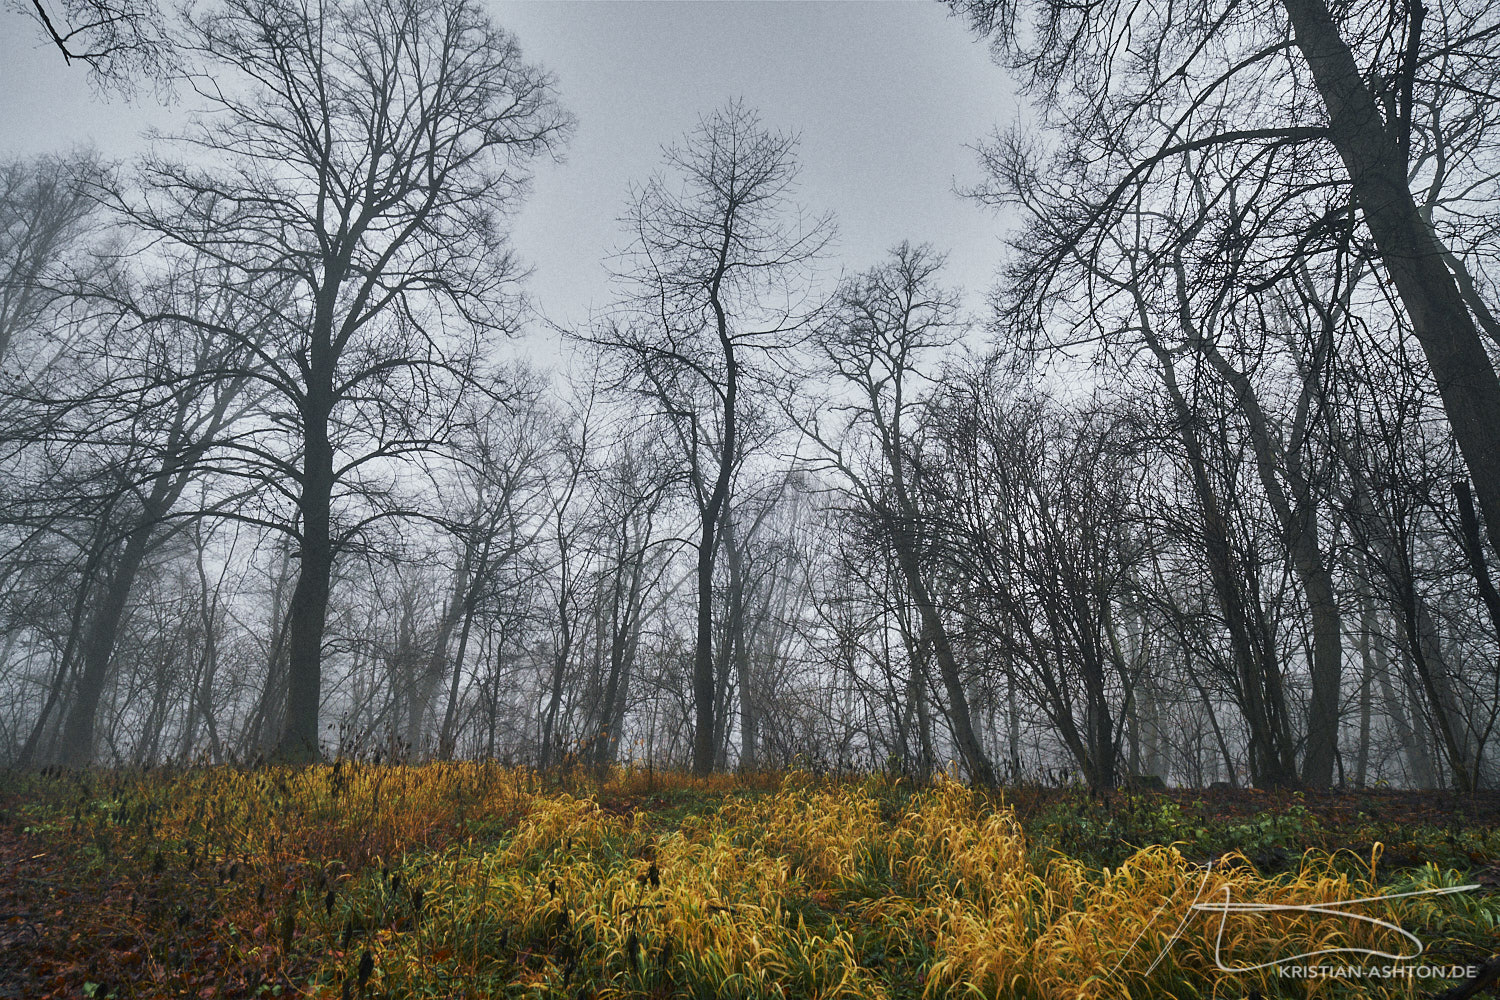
[[949, 0, 1500, 786]]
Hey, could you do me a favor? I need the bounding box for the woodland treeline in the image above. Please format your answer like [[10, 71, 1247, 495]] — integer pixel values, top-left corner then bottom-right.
[[3, 0, 1500, 791]]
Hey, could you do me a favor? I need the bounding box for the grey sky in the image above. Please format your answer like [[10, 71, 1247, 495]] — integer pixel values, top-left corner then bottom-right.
[[1, 1, 1020, 342]]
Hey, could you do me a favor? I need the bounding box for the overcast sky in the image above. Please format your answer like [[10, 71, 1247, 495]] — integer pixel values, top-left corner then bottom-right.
[[1, 1, 1021, 350]]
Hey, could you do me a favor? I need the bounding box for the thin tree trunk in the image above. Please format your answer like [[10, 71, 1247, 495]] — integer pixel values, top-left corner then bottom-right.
[[1187, 321, 1343, 787], [17, 523, 109, 768], [722, 517, 757, 769], [1354, 611, 1373, 788], [880, 376, 995, 785], [591, 529, 648, 770], [436, 589, 480, 760], [540, 531, 576, 769], [692, 288, 737, 776], [1346, 468, 1474, 790], [244, 573, 293, 757], [891, 540, 996, 785], [59, 519, 155, 768], [1455, 479, 1500, 641], [1141, 676, 1162, 779], [1137, 314, 1298, 786], [1387, 646, 1439, 787], [1161, 245, 1341, 786], [407, 558, 471, 754], [1400, 598, 1474, 791]]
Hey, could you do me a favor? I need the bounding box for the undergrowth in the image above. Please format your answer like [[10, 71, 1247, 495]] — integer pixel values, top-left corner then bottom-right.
[[3, 764, 1497, 999]]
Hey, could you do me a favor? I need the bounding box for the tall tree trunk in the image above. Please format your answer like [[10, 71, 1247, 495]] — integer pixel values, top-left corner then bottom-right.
[[1375, 653, 1433, 787], [893, 593, 931, 778], [602, 621, 637, 769], [1006, 672, 1021, 782], [1356, 560, 1434, 786], [591, 529, 648, 771], [1344, 463, 1474, 789], [438, 524, 500, 760], [436, 587, 480, 760], [1162, 248, 1341, 786], [244, 573, 293, 757], [1398, 594, 1474, 791], [278, 382, 335, 763], [1455, 479, 1500, 641], [539, 620, 573, 768], [1187, 327, 1343, 786], [1141, 675, 1162, 780], [692, 296, 737, 776], [1284, 0, 1500, 567], [879, 365, 995, 785], [181, 526, 226, 762], [540, 527, 576, 769], [710, 592, 737, 769], [692, 464, 731, 775]]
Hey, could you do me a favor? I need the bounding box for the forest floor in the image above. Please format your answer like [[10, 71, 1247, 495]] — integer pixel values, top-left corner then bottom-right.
[[1, 765, 1498, 1000]]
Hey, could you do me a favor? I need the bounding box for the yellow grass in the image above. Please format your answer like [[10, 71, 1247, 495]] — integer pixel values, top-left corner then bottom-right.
[[36, 763, 1480, 999]]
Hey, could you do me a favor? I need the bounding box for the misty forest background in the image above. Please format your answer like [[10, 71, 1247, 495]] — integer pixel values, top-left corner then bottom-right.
[[3, 0, 1500, 794]]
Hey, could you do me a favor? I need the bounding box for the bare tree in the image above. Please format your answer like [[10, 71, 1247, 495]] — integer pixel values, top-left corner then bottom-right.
[[0, 153, 108, 366], [49, 287, 252, 767], [2, 249, 260, 767], [950, 0, 1500, 595], [119, 0, 569, 760], [538, 395, 596, 769], [953, 2, 1500, 784], [435, 389, 553, 759], [794, 243, 998, 786], [917, 368, 1150, 790], [591, 101, 831, 776], [578, 434, 677, 771]]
